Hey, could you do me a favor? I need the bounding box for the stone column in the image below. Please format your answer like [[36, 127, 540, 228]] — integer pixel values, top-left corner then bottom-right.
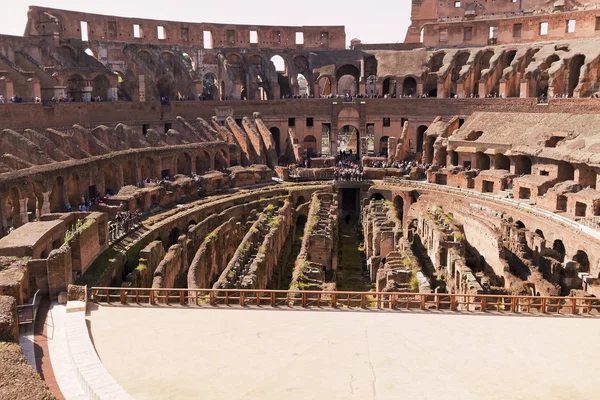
[[33, 80, 42, 101], [273, 84, 280, 99], [4, 79, 14, 100], [41, 191, 52, 216], [107, 87, 118, 101], [499, 79, 507, 98], [358, 79, 366, 96], [82, 80, 93, 102], [14, 197, 29, 227], [457, 81, 465, 98], [417, 82, 424, 96], [478, 81, 488, 98], [233, 82, 242, 100], [519, 79, 530, 98], [437, 81, 446, 98]]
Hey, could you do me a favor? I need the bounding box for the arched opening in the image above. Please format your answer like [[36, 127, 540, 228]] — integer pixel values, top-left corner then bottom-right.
[[7, 188, 21, 227], [336, 64, 360, 96], [416, 125, 428, 153], [475, 152, 491, 170], [92, 75, 110, 101], [382, 77, 396, 96], [379, 136, 389, 156], [430, 53, 445, 73], [535, 229, 545, 239], [338, 125, 360, 156], [393, 195, 404, 224], [402, 77, 417, 96], [553, 240, 566, 262], [473, 51, 494, 95], [84, 48, 96, 58], [370, 193, 385, 201], [295, 196, 306, 207], [168, 227, 180, 247], [122, 160, 137, 186], [318, 76, 332, 97], [271, 55, 290, 98], [515, 220, 526, 229], [296, 74, 309, 97], [449, 150, 459, 166], [269, 127, 281, 157], [67, 74, 85, 102], [568, 55, 585, 97], [103, 164, 119, 195], [202, 73, 219, 100], [514, 156, 532, 175], [451, 52, 471, 96], [140, 157, 155, 180], [196, 151, 211, 174], [214, 150, 228, 171], [495, 154, 510, 170], [573, 250, 590, 273], [157, 76, 173, 99], [303, 135, 317, 158], [176, 153, 192, 175]]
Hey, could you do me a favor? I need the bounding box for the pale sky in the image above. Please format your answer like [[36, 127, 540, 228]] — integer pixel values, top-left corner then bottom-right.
[[2, 0, 412, 45]]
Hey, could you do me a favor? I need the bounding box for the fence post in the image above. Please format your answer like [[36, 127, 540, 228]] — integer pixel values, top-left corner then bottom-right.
[[210, 291, 215, 306], [180, 290, 185, 306], [120, 289, 125, 305], [149, 289, 155, 305], [240, 291, 245, 306], [302, 292, 307, 308]]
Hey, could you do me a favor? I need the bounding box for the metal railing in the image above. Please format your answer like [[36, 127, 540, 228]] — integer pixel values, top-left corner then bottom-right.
[[90, 287, 600, 316], [17, 290, 40, 325]]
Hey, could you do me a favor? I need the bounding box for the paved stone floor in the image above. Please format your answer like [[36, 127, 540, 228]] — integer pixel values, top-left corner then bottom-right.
[[87, 305, 600, 400]]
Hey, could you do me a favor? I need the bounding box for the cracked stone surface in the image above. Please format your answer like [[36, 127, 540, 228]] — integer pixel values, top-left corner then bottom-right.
[[87, 304, 600, 400]]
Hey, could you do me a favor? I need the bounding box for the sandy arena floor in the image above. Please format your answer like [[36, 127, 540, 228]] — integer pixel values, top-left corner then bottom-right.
[[86, 305, 600, 400]]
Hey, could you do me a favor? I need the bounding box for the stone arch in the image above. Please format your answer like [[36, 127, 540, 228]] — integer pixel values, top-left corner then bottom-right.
[[138, 50, 153, 64], [393, 195, 404, 224], [573, 250, 590, 273], [214, 149, 228, 171], [535, 229, 545, 239], [379, 136, 390, 155], [370, 193, 385, 201], [7, 187, 21, 226], [475, 152, 491, 170], [168, 227, 180, 247], [416, 125, 428, 153], [202, 73, 219, 100], [103, 163, 119, 195], [382, 77, 396, 96], [296, 196, 306, 207], [336, 64, 360, 95], [338, 125, 360, 156], [514, 156, 532, 175], [177, 152, 192, 175], [568, 54, 585, 97], [553, 239, 566, 262], [429, 52, 446, 73], [196, 151, 211, 174], [91, 75, 111, 100], [495, 154, 510, 170], [157, 76, 174, 99], [269, 127, 281, 157], [402, 76, 417, 96], [515, 220, 526, 229], [67, 74, 85, 102]]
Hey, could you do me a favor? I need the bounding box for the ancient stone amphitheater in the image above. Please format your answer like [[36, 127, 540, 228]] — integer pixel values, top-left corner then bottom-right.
[[3, 3, 600, 399]]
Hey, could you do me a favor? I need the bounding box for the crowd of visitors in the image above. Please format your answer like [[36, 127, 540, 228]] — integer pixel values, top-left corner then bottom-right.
[[109, 210, 142, 242]]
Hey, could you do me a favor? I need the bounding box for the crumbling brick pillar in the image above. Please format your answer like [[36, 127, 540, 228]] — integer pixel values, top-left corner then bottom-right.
[[437, 80, 446, 98], [32, 80, 41, 100], [195, 80, 203, 99], [520, 79, 531, 98], [82, 80, 93, 102], [138, 75, 146, 102], [4, 79, 14, 100], [0, 296, 19, 343], [479, 81, 489, 98], [107, 86, 118, 101], [47, 246, 72, 300], [499, 79, 507, 98]]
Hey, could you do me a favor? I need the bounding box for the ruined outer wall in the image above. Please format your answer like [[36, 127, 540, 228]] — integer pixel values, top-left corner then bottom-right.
[[423, 9, 600, 47], [25, 6, 345, 50]]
